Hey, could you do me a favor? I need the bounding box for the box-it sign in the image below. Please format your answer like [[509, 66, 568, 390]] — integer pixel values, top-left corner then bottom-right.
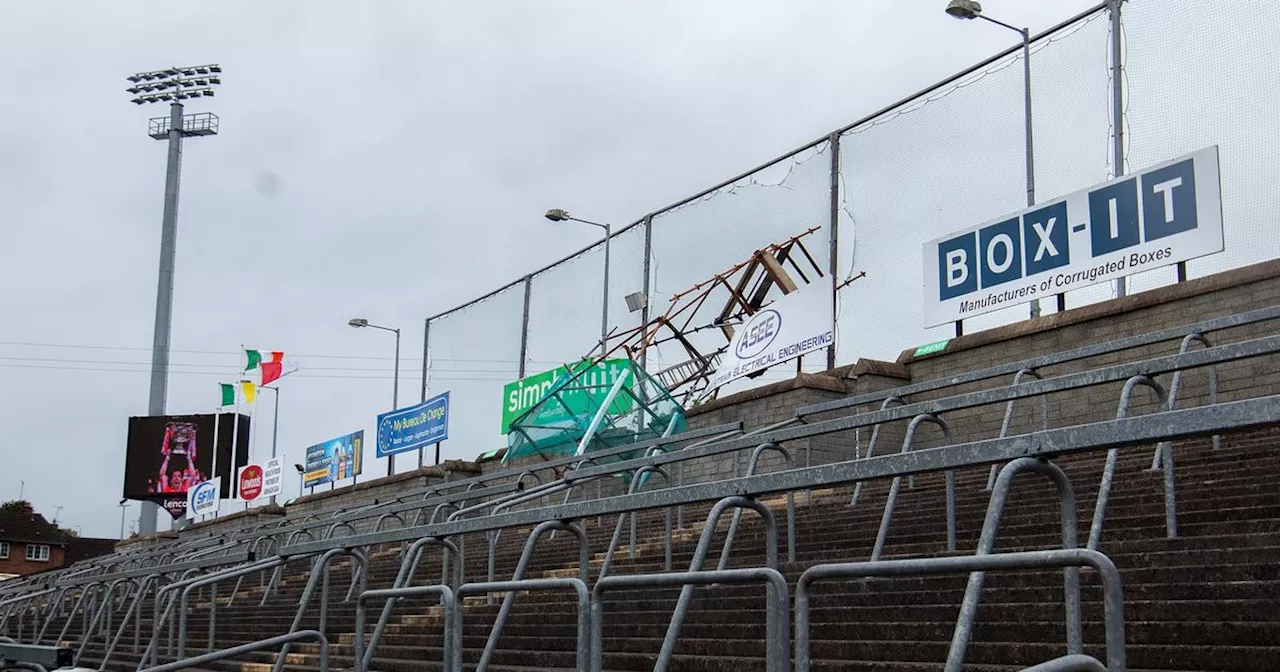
[[922, 146, 1223, 326]]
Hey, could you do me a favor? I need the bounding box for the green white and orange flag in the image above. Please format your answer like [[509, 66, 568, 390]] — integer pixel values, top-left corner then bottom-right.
[[244, 349, 284, 372]]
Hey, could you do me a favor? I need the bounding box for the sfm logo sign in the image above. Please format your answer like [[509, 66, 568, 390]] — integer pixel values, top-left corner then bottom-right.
[[923, 146, 1222, 326], [187, 478, 221, 518]]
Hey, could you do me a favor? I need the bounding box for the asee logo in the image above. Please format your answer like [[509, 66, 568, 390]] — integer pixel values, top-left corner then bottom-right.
[[937, 157, 1198, 301], [736, 309, 780, 359]]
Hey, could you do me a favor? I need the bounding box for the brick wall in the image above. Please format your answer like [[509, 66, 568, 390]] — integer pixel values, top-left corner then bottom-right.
[[0, 542, 65, 576]]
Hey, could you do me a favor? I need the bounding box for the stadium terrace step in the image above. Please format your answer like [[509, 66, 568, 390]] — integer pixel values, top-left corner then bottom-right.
[[31, 425, 1280, 672]]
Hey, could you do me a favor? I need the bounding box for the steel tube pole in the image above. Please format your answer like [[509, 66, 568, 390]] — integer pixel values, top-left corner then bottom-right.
[[138, 101, 185, 535], [827, 132, 840, 371], [392, 327, 400, 476], [1017, 22, 1039, 318], [638, 216, 653, 370], [1110, 0, 1127, 298], [601, 223, 611, 355]]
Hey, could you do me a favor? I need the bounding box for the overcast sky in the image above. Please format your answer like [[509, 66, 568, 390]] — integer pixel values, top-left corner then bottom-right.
[[0, 1, 1103, 537]]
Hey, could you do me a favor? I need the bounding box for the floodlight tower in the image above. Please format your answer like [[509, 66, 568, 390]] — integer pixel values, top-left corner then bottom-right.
[[125, 64, 221, 534]]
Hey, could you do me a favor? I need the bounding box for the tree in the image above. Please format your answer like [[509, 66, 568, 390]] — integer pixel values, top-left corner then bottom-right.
[[0, 500, 32, 514]]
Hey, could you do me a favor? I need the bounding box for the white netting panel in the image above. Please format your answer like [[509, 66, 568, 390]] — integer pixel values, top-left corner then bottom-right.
[[1123, 0, 1280, 289], [648, 143, 833, 394], [524, 223, 648, 369], [426, 283, 525, 457], [836, 9, 1112, 362]]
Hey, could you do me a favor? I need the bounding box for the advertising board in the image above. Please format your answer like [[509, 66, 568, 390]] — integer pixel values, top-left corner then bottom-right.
[[123, 413, 249, 505], [261, 457, 283, 499], [186, 477, 221, 518], [922, 146, 1224, 326], [376, 392, 449, 457], [706, 283, 835, 391], [501, 359, 633, 435], [237, 464, 264, 501], [303, 430, 363, 487]]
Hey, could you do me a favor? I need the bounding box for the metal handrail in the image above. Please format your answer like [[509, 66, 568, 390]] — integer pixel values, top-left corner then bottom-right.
[[946, 458, 1082, 670], [1090, 375, 1171, 549], [794, 549, 1126, 672], [137, 629, 329, 672], [592, 567, 789, 672], [355, 585, 457, 672], [476, 521, 589, 672], [655, 496, 777, 672], [985, 368, 1048, 490], [464, 578, 590, 672], [717, 442, 796, 569], [871, 413, 955, 560], [1152, 332, 1221, 470]]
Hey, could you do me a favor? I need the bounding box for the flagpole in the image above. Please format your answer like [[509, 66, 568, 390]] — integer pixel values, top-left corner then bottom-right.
[[232, 382, 241, 500], [247, 385, 261, 510], [211, 406, 220, 488]]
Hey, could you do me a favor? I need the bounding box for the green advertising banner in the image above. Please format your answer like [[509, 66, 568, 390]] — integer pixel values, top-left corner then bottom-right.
[[501, 359, 634, 434]]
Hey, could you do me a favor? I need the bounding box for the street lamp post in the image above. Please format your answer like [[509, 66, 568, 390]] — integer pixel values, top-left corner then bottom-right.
[[349, 318, 401, 475], [945, 1, 1046, 318], [125, 64, 221, 534], [118, 499, 129, 540], [545, 209, 611, 354]]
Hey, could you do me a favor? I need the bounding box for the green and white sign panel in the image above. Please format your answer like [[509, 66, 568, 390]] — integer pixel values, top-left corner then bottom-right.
[[501, 359, 634, 434]]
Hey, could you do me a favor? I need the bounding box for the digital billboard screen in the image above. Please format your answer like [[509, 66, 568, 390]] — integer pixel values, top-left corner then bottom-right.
[[123, 413, 249, 503]]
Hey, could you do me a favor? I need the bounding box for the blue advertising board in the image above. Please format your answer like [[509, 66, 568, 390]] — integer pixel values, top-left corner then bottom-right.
[[303, 430, 363, 487], [922, 146, 1223, 326], [377, 392, 449, 458]]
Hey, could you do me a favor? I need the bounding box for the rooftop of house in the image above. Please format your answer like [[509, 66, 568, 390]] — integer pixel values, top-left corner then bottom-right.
[[0, 508, 68, 547]]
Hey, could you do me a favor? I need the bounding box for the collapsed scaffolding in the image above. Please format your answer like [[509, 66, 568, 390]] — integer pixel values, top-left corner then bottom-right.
[[505, 226, 828, 465]]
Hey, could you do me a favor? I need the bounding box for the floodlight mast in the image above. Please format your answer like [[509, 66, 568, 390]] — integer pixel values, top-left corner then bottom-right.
[[126, 64, 221, 535]]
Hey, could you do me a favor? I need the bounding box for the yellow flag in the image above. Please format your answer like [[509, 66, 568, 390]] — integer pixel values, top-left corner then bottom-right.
[[241, 380, 257, 403]]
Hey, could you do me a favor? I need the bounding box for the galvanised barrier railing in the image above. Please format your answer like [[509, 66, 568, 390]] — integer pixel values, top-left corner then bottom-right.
[[16, 309, 1280, 671], [47, 303, 1278, 598]]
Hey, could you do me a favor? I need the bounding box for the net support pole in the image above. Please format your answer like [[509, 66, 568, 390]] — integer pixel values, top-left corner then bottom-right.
[[1110, 0, 1127, 298], [827, 132, 840, 371], [519, 275, 533, 378]]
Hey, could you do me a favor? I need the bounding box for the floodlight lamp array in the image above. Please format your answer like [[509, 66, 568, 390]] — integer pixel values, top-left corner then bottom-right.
[[125, 64, 222, 103], [127, 76, 221, 95], [126, 64, 221, 84], [130, 88, 216, 106]]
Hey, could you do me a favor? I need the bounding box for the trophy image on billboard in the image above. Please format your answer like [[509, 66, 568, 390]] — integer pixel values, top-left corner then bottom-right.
[[148, 421, 204, 495]]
